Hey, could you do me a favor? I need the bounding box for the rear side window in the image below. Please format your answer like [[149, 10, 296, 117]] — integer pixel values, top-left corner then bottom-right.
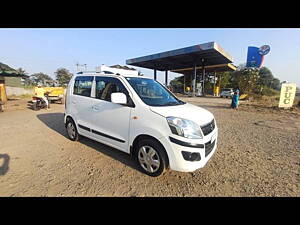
[[95, 77, 130, 103], [73, 76, 93, 97]]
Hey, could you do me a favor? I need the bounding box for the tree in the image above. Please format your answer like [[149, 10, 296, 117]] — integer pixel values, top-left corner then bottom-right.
[[230, 67, 261, 94], [170, 76, 183, 86], [219, 71, 232, 88], [258, 67, 281, 90], [23, 76, 35, 86], [55, 68, 73, 87], [30, 73, 54, 86], [16, 68, 27, 76]]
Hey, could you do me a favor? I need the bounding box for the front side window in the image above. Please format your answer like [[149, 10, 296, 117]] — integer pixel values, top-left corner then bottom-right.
[[73, 76, 93, 97], [95, 77, 131, 104], [125, 77, 185, 106]]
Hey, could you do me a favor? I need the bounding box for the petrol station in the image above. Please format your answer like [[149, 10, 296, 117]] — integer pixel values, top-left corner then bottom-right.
[[126, 42, 237, 96]]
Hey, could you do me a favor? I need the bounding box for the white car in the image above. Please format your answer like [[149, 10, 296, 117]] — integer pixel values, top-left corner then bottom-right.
[[220, 88, 234, 98], [64, 72, 218, 176]]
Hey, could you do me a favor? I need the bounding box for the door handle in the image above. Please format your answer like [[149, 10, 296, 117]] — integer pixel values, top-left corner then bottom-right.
[[72, 100, 76, 104], [92, 105, 101, 111]]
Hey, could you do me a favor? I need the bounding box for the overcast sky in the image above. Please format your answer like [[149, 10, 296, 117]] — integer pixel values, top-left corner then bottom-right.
[[0, 28, 299, 87]]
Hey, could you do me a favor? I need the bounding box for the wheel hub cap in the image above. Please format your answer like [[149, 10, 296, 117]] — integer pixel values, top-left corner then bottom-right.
[[138, 146, 160, 173], [67, 123, 75, 138]]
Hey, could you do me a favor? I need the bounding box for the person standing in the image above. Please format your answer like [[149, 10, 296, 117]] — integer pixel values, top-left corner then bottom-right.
[[231, 90, 239, 109]]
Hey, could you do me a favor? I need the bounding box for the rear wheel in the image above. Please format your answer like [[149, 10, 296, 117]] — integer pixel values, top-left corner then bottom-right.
[[66, 119, 79, 141], [61, 97, 65, 105], [33, 102, 38, 111], [135, 139, 168, 177]]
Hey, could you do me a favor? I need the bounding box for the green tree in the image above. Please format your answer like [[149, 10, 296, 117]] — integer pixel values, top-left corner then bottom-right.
[[258, 67, 281, 90], [219, 71, 232, 88], [23, 76, 35, 87], [30, 73, 54, 86], [55, 68, 73, 87], [170, 76, 184, 86], [16, 68, 27, 75], [230, 67, 261, 94]]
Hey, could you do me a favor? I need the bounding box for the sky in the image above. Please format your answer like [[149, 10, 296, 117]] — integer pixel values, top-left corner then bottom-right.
[[0, 28, 299, 87]]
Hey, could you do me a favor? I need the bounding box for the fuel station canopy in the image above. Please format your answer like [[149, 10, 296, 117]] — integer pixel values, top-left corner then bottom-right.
[[126, 42, 236, 96], [126, 42, 235, 71]]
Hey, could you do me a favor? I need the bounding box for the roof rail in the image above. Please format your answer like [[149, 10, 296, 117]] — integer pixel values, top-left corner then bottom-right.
[[77, 71, 101, 74]]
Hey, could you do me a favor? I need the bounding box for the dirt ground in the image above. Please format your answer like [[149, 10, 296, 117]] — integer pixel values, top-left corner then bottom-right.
[[0, 97, 299, 197]]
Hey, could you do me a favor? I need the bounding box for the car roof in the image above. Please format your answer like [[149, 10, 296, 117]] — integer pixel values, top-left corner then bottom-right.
[[75, 72, 152, 79]]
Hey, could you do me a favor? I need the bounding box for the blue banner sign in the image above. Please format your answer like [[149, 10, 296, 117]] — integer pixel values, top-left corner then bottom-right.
[[246, 45, 270, 68]]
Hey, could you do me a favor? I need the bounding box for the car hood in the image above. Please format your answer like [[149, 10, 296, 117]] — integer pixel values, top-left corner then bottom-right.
[[150, 103, 214, 126]]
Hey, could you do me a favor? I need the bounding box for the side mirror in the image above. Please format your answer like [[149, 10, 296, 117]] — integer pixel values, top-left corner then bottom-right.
[[111, 92, 127, 105]]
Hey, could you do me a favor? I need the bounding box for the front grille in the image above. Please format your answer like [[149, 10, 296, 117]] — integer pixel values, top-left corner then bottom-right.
[[201, 119, 215, 136], [205, 140, 215, 157]]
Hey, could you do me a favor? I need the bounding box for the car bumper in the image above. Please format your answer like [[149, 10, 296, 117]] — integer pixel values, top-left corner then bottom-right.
[[158, 128, 218, 172]]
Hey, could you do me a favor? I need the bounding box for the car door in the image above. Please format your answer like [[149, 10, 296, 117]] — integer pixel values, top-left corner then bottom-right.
[[88, 76, 133, 152], [71, 76, 94, 137]]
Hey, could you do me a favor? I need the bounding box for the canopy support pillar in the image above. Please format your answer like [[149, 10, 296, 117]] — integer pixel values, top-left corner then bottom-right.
[[213, 71, 216, 96], [202, 61, 205, 96], [193, 63, 197, 97], [183, 74, 186, 94], [165, 70, 168, 86]]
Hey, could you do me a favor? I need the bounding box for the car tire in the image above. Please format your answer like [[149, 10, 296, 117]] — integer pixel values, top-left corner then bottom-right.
[[134, 138, 168, 177], [66, 118, 80, 141], [33, 102, 38, 111]]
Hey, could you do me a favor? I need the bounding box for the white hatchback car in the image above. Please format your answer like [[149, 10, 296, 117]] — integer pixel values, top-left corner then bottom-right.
[[64, 72, 218, 176], [220, 88, 234, 98]]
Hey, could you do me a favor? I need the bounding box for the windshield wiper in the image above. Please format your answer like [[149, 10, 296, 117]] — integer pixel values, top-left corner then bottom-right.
[[161, 102, 181, 106]]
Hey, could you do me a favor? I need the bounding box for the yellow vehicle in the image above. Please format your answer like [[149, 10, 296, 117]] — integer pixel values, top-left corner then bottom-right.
[[239, 93, 248, 100], [43, 87, 65, 104]]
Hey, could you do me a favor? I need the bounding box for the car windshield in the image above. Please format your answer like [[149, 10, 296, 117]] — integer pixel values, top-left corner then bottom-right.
[[125, 77, 185, 107], [222, 89, 232, 92]]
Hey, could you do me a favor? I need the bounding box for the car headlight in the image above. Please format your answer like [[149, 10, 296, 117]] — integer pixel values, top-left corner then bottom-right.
[[166, 116, 203, 139]]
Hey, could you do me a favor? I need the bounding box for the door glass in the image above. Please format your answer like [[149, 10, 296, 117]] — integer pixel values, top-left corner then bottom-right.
[[73, 76, 94, 97], [95, 77, 130, 103]]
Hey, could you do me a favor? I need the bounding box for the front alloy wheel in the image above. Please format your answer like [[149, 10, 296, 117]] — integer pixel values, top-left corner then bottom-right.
[[138, 146, 161, 174], [135, 139, 168, 177]]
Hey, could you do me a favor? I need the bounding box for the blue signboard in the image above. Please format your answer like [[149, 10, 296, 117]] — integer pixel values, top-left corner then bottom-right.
[[246, 46, 262, 68], [246, 45, 270, 68]]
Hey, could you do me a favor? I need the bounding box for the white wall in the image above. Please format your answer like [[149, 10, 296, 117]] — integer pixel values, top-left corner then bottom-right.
[[5, 86, 34, 96]]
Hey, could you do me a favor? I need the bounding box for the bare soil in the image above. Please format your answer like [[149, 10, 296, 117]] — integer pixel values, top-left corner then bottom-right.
[[0, 97, 299, 196]]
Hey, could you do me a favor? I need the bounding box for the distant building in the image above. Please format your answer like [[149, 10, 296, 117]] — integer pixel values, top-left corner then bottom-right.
[[0, 71, 29, 88], [0, 62, 28, 87]]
